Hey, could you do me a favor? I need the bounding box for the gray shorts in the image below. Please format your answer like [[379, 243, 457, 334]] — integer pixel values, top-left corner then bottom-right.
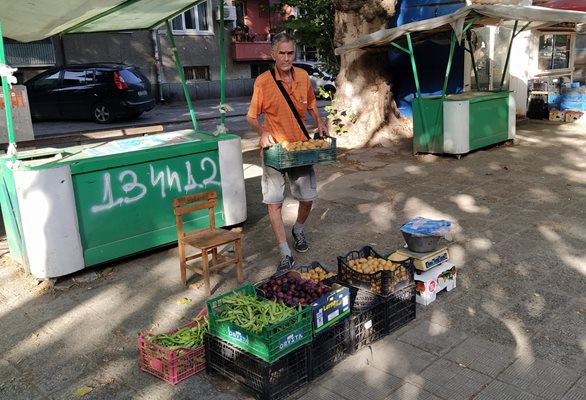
[[262, 163, 317, 204]]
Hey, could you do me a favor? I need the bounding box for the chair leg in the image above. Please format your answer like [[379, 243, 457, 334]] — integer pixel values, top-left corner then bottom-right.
[[235, 238, 243, 284], [202, 249, 210, 296], [178, 240, 187, 286], [211, 247, 218, 270]]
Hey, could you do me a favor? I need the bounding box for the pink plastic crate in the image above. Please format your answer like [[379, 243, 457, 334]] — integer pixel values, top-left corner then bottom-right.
[[138, 311, 207, 385]]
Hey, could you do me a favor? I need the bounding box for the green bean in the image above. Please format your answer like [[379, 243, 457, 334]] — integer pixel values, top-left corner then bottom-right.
[[217, 294, 295, 333], [149, 316, 208, 354]]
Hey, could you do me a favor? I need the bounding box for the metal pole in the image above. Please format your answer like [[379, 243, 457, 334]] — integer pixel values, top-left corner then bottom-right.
[[219, 2, 226, 126], [166, 20, 198, 130], [392, 35, 427, 146], [442, 32, 457, 99], [0, 21, 16, 156], [151, 29, 165, 103], [499, 20, 518, 91], [466, 37, 480, 91], [406, 34, 422, 97]]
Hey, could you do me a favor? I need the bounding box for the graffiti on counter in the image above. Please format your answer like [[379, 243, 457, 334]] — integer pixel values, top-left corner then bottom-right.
[[91, 157, 221, 213]]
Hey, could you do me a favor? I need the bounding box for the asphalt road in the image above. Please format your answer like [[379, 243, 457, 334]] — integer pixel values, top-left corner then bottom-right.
[[29, 96, 329, 143]]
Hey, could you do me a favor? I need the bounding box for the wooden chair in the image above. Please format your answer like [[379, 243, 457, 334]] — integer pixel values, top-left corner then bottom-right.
[[173, 191, 243, 296]]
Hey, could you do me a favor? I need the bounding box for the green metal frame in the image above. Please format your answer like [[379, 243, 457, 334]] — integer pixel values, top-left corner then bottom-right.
[[166, 20, 199, 131], [499, 21, 532, 90], [219, 4, 226, 125], [464, 35, 480, 91], [389, 15, 537, 145], [0, 21, 15, 156]]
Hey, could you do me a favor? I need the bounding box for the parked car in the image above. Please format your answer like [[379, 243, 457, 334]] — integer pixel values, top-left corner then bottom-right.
[[24, 63, 155, 124], [292, 60, 336, 98]]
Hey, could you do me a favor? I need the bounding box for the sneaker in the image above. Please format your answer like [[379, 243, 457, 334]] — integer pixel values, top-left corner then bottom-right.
[[292, 228, 309, 253], [277, 255, 295, 272]]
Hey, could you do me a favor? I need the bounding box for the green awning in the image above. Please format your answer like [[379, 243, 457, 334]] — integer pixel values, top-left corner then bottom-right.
[[0, 0, 206, 43]]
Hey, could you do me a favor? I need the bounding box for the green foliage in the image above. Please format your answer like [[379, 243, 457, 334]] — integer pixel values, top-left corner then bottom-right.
[[319, 86, 357, 136], [277, 0, 338, 72]]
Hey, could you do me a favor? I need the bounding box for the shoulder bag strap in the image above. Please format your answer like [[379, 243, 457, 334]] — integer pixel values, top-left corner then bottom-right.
[[270, 68, 311, 140]]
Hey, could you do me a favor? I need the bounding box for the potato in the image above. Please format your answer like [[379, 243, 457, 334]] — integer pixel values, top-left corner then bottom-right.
[[281, 139, 330, 152]]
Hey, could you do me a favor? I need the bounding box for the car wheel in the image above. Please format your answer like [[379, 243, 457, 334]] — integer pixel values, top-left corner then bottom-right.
[[323, 85, 336, 97], [92, 102, 114, 124]]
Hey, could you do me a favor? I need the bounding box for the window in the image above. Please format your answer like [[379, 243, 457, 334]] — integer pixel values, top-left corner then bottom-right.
[[184, 66, 210, 81], [119, 69, 145, 84], [31, 71, 61, 90], [538, 33, 572, 72], [94, 70, 112, 83], [63, 69, 93, 87], [171, 0, 212, 34]]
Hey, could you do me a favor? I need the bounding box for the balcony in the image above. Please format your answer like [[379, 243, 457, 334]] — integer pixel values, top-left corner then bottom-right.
[[231, 41, 272, 62]]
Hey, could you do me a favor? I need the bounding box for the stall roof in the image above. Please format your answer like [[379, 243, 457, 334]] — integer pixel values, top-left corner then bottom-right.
[[0, 0, 206, 43], [335, 4, 586, 55], [535, 0, 586, 12]]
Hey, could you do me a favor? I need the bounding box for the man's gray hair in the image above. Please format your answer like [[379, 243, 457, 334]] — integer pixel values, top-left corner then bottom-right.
[[271, 32, 296, 51]]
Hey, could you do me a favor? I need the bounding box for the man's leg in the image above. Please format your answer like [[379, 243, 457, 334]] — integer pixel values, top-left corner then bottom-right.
[[262, 163, 294, 270], [268, 203, 287, 245], [296, 201, 312, 225], [289, 166, 317, 253]]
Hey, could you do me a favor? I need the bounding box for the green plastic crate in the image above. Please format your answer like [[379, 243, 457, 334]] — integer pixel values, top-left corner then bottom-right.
[[263, 137, 336, 169], [206, 284, 313, 363]]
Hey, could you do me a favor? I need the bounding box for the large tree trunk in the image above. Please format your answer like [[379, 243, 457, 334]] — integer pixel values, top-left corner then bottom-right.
[[332, 0, 411, 149]]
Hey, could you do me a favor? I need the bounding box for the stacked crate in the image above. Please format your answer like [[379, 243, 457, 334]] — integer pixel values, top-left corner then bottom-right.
[[337, 246, 417, 354], [205, 334, 311, 400], [205, 284, 313, 399], [204, 247, 417, 395]]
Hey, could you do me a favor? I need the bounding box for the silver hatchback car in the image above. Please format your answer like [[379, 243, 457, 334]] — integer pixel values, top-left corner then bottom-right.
[[293, 60, 336, 98]]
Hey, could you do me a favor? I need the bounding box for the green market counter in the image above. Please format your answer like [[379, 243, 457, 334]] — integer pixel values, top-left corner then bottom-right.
[[0, 130, 246, 278], [413, 90, 516, 156]]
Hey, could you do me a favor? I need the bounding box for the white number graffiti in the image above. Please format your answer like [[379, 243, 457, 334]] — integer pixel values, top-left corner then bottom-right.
[[91, 157, 220, 213]]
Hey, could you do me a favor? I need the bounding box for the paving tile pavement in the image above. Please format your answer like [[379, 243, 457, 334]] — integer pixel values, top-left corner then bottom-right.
[[1, 101, 585, 399]]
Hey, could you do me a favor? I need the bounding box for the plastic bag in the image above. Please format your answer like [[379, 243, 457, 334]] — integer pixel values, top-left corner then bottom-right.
[[400, 217, 452, 239]]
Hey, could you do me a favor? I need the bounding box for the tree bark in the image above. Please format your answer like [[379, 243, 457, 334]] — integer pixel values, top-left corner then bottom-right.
[[332, 0, 411, 149]]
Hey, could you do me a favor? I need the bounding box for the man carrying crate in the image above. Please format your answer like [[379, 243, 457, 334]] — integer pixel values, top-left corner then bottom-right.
[[246, 32, 329, 271]]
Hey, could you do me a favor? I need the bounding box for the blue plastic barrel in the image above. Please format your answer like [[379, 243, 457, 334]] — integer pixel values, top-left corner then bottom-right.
[[389, 0, 466, 27]]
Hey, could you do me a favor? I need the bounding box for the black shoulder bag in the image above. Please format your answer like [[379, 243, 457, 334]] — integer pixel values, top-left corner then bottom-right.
[[270, 68, 311, 140]]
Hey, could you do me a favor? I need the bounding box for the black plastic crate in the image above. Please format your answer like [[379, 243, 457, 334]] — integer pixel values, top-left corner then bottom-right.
[[345, 294, 388, 354], [345, 284, 416, 354], [385, 284, 416, 334], [347, 282, 387, 312], [337, 246, 414, 296], [205, 334, 310, 400], [310, 318, 348, 380], [327, 277, 388, 312]]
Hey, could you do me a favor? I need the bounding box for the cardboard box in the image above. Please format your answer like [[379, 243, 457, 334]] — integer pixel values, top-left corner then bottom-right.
[[549, 109, 565, 122], [414, 262, 457, 306], [565, 110, 583, 122], [312, 285, 350, 335]]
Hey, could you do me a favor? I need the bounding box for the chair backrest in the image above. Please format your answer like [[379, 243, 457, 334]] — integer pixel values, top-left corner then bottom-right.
[[173, 191, 218, 236]]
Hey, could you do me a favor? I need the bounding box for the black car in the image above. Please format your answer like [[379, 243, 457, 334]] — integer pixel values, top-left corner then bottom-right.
[[25, 63, 155, 123]]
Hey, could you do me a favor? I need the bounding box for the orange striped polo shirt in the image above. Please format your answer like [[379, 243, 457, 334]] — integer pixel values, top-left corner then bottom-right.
[[247, 66, 317, 144]]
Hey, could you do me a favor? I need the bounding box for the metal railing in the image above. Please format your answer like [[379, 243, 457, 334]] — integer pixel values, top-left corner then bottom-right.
[[5, 42, 56, 67]]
